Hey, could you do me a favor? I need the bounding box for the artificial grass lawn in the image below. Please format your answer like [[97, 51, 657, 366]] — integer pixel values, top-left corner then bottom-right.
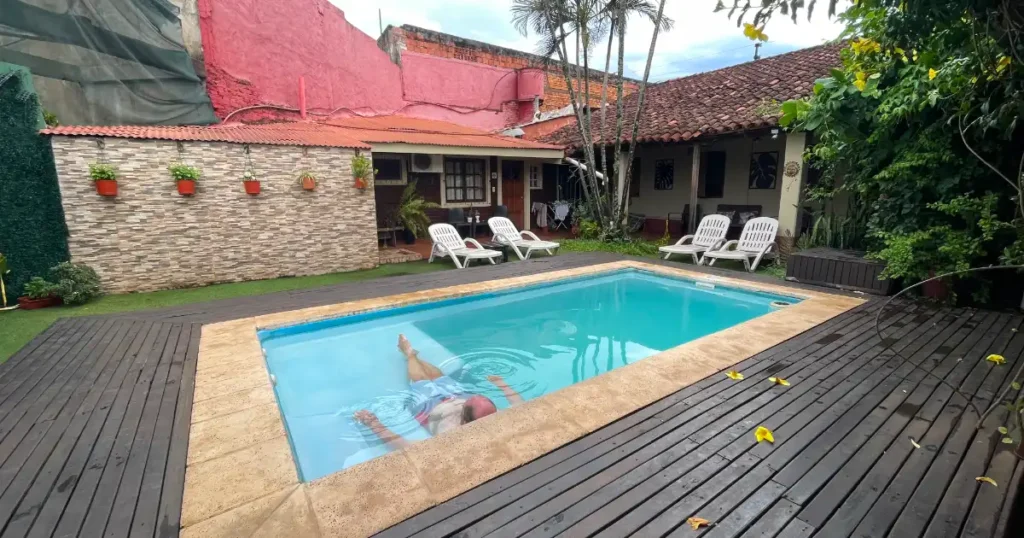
[[560, 238, 787, 278], [0, 261, 448, 364]]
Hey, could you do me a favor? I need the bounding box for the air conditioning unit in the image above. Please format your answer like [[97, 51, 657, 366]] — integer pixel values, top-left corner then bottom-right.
[[410, 154, 444, 174]]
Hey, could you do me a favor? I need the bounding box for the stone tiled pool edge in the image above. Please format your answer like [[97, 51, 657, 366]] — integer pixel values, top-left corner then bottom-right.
[[179, 261, 865, 538]]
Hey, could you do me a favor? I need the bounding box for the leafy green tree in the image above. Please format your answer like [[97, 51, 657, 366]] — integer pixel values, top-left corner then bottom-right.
[[726, 1, 1024, 285]]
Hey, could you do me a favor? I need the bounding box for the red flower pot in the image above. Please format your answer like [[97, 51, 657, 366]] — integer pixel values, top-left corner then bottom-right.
[[17, 296, 62, 310], [354, 177, 367, 189], [243, 180, 261, 195], [301, 177, 316, 191], [94, 179, 117, 197], [177, 180, 196, 196]]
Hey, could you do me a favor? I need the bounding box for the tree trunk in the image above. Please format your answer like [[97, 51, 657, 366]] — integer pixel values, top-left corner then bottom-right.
[[620, 0, 668, 222]]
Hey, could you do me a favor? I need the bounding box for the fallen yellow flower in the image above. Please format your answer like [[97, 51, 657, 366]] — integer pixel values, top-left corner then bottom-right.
[[987, 354, 1006, 365], [768, 377, 791, 386], [976, 476, 998, 487], [687, 517, 711, 530], [755, 426, 775, 444], [726, 371, 744, 380]]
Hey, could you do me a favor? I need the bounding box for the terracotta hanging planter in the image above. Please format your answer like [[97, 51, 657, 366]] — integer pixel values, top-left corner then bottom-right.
[[301, 177, 317, 191], [94, 179, 118, 197], [354, 177, 367, 189], [244, 180, 261, 195], [177, 180, 196, 196]]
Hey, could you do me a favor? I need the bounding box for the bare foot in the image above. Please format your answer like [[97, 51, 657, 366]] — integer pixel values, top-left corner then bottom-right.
[[397, 334, 416, 359]]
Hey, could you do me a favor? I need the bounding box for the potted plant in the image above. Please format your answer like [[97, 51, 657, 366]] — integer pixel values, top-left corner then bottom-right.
[[17, 277, 62, 310], [243, 169, 261, 195], [90, 163, 118, 197], [352, 154, 375, 189], [395, 180, 439, 244], [169, 163, 201, 196], [299, 170, 318, 191]]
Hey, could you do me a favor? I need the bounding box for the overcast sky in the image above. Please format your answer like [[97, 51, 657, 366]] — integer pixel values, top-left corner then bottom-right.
[[329, 0, 848, 82]]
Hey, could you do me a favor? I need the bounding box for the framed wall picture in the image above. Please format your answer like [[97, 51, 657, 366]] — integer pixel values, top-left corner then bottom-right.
[[654, 159, 674, 190], [749, 151, 779, 189]]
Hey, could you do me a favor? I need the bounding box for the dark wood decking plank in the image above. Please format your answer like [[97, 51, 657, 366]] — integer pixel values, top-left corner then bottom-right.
[[0, 319, 122, 518], [429, 304, 904, 538], [699, 481, 788, 538], [517, 307, 932, 538], [4, 320, 137, 538], [382, 304, 885, 538], [736, 498, 802, 538], [0, 320, 69, 382], [76, 322, 171, 537], [154, 323, 202, 538], [0, 319, 85, 405], [556, 306, 939, 538], [130, 324, 193, 538], [104, 324, 184, 538]]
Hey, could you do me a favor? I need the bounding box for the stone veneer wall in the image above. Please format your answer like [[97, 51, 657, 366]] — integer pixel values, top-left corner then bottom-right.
[[50, 136, 378, 293]]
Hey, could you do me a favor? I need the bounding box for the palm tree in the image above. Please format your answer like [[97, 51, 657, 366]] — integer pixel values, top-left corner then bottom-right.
[[511, 0, 671, 235]]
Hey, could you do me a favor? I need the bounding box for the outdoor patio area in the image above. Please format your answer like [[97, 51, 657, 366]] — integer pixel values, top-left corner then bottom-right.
[[0, 253, 1021, 537]]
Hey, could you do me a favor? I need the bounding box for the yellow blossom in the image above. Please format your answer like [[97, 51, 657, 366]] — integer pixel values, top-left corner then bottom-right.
[[987, 354, 1006, 365], [768, 377, 791, 386], [726, 371, 744, 380], [853, 79, 868, 91], [742, 23, 768, 42], [755, 426, 775, 443], [851, 37, 881, 55], [687, 517, 711, 530], [929, 68, 938, 80]]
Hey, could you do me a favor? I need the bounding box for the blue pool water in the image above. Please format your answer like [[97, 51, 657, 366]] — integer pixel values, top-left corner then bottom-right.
[[259, 269, 799, 481]]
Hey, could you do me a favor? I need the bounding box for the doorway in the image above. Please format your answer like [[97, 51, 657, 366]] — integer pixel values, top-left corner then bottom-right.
[[501, 160, 526, 229]]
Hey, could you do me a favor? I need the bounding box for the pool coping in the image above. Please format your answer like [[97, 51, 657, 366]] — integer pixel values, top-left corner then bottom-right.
[[179, 260, 865, 537]]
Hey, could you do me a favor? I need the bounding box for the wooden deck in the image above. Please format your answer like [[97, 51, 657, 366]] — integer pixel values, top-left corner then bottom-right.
[[0, 253, 1021, 537]]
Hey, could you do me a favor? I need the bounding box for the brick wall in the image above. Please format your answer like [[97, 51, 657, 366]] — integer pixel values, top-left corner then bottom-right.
[[389, 26, 638, 114], [50, 137, 378, 293]]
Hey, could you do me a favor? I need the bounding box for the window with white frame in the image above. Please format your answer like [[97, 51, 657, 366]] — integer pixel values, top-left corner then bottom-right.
[[528, 164, 542, 190], [444, 158, 487, 202]]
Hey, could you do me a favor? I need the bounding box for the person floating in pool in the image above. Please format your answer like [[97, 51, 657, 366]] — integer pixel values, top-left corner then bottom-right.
[[353, 334, 524, 450]]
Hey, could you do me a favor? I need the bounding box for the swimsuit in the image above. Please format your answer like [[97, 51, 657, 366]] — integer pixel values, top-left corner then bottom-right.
[[407, 376, 471, 436]]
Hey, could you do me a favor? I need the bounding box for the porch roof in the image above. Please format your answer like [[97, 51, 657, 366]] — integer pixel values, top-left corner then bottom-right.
[[41, 115, 566, 157], [538, 42, 843, 148]]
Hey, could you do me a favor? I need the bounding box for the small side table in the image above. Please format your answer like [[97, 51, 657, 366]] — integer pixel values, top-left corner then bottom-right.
[[477, 240, 510, 263]]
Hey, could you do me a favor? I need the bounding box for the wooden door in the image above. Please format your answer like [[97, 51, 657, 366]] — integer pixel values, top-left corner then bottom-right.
[[501, 160, 526, 229]]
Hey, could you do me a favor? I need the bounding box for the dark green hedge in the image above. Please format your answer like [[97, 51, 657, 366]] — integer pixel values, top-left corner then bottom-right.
[[0, 65, 70, 298]]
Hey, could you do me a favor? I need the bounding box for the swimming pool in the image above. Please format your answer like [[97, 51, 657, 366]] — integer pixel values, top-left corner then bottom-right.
[[259, 269, 799, 481]]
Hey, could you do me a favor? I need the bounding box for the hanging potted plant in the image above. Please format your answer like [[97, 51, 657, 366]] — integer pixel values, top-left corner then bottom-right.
[[243, 169, 261, 195], [396, 180, 439, 244], [298, 170, 318, 191], [90, 163, 118, 197], [17, 277, 62, 310], [169, 163, 201, 196], [352, 154, 375, 190]]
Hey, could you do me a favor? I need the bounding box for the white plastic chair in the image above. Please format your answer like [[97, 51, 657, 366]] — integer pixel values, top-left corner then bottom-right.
[[428, 223, 503, 269], [487, 217, 560, 260], [658, 214, 731, 264], [701, 217, 779, 272]]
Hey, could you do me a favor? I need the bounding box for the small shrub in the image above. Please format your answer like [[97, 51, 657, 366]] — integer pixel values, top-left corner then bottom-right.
[[89, 163, 117, 181], [48, 262, 101, 305], [577, 219, 601, 240], [23, 277, 59, 299], [169, 163, 201, 182]]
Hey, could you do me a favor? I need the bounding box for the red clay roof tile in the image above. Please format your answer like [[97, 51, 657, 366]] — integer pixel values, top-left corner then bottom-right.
[[41, 115, 564, 153], [539, 43, 843, 147]]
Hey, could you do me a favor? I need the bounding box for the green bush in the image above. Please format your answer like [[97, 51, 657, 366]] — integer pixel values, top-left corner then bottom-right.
[[577, 219, 601, 239], [23, 277, 58, 299], [0, 65, 70, 296], [88, 163, 117, 181], [48, 262, 101, 305], [560, 238, 661, 257]]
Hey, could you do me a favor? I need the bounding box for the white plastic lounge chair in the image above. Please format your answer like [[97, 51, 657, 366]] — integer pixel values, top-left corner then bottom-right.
[[701, 217, 779, 272], [487, 217, 560, 260], [658, 214, 731, 264], [428, 223, 503, 269]]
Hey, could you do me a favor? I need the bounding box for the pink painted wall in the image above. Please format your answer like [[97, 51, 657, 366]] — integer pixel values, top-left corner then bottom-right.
[[197, 0, 527, 130]]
